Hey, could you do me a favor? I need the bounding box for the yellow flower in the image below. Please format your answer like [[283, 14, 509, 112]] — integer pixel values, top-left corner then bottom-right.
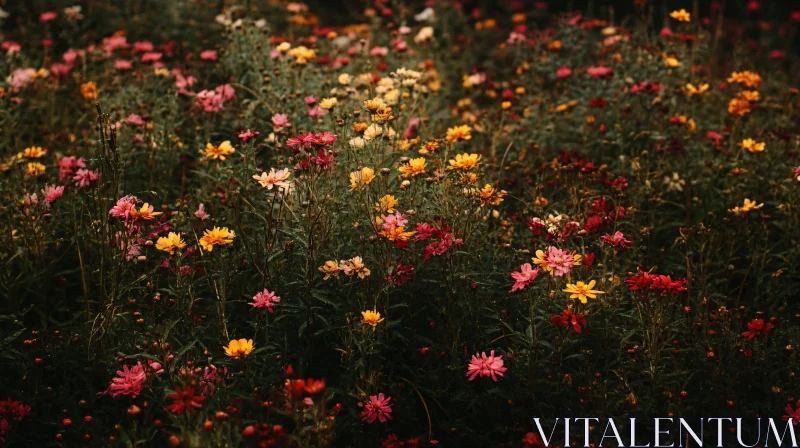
[[563, 280, 605, 304], [420, 140, 440, 155], [129, 203, 163, 220], [352, 122, 368, 133], [253, 168, 292, 191], [727, 98, 752, 116], [80, 81, 98, 100], [398, 158, 427, 177], [155, 232, 187, 255], [727, 71, 763, 88], [375, 195, 398, 214], [476, 184, 506, 206], [379, 226, 415, 241], [25, 162, 46, 177], [683, 83, 709, 97], [223, 338, 254, 358], [664, 57, 680, 68], [205, 141, 235, 160], [364, 98, 385, 111], [729, 199, 764, 216], [200, 227, 235, 252], [361, 309, 384, 327], [349, 167, 375, 190], [287, 45, 315, 64], [17, 146, 47, 159], [670, 9, 691, 22], [448, 153, 481, 170], [318, 260, 340, 280], [532, 249, 552, 273], [739, 138, 765, 153], [319, 97, 338, 110], [445, 125, 472, 142], [737, 90, 760, 102]]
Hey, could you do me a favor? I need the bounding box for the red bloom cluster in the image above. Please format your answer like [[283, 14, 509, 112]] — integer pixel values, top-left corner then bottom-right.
[[741, 318, 775, 341], [625, 271, 688, 295], [386, 261, 414, 286], [165, 386, 206, 414], [415, 222, 463, 262]]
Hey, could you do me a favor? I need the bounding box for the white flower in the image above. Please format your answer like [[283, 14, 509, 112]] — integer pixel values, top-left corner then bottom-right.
[[415, 7, 434, 22], [349, 137, 366, 149], [414, 26, 434, 44]]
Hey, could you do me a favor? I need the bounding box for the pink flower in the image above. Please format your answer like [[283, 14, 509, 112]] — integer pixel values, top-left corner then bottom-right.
[[40, 11, 57, 22], [200, 50, 218, 61], [403, 118, 421, 139], [72, 169, 99, 188], [215, 84, 235, 101], [586, 66, 613, 78], [50, 63, 72, 77], [62, 49, 78, 65], [57, 156, 86, 182], [109, 196, 138, 220], [466, 350, 508, 382], [510, 263, 540, 293], [306, 106, 327, 117], [2, 41, 21, 54], [382, 212, 408, 231], [114, 59, 133, 70], [194, 89, 225, 113], [360, 393, 393, 423], [106, 362, 147, 398], [102, 35, 130, 56], [304, 96, 318, 105], [23, 193, 38, 206], [660, 28, 674, 38], [370, 46, 389, 57], [175, 73, 197, 95], [8, 69, 36, 91], [125, 114, 145, 126], [601, 231, 633, 250], [545, 247, 577, 277], [794, 166, 800, 183], [250, 289, 281, 312], [140, 52, 162, 63], [272, 114, 292, 129], [42, 185, 64, 204], [706, 131, 722, 144], [556, 65, 572, 79], [133, 41, 154, 52], [238, 129, 259, 142], [194, 203, 210, 220], [784, 400, 800, 426]]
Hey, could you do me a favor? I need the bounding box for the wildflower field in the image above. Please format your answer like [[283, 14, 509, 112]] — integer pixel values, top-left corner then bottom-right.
[[2, 0, 800, 446]]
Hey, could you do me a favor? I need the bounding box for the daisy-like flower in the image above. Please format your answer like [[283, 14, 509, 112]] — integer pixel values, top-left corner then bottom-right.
[[669, 9, 691, 22], [683, 83, 709, 97], [466, 350, 508, 382], [445, 124, 472, 142], [204, 140, 235, 160], [155, 232, 186, 255], [361, 309, 384, 327], [727, 98, 752, 116], [349, 167, 375, 190], [165, 386, 207, 414], [223, 339, 254, 358], [253, 168, 292, 191], [359, 393, 392, 423], [543, 247, 582, 277], [448, 153, 481, 170], [80, 81, 98, 100], [25, 162, 47, 177], [194, 203, 210, 220], [563, 280, 605, 304], [510, 263, 540, 293], [476, 184, 506, 206], [42, 184, 64, 204], [318, 260, 340, 280], [106, 362, 147, 398], [200, 227, 235, 251], [729, 198, 763, 216], [129, 202, 162, 221], [727, 71, 763, 88], [249, 289, 281, 312], [341, 256, 370, 279], [17, 146, 47, 159], [375, 195, 398, 214], [784, 400, 800, 426], [398, 157, 426, 177], [739, 138, 765, 153]]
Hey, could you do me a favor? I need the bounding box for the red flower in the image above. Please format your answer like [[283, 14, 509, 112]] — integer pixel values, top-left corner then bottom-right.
[[741, 319, 775, 341], [165, 387, 206, 414], [522, 431, 545, 447], [551, 310, 587, 334]]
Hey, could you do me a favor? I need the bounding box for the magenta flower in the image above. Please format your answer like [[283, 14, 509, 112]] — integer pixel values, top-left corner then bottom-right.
[[586, 66, 613, 78], [466, 350, 508, 382], [556, 65, 572, 79], [106, 362, 147, 398], [509, 263, 540, 293], [601, 231, 633, 250], [249, 289, 281, 312], [200, 50, 218, 61], [109, 196, 138, 220], [238, 129, 259, 142], [360, 393, 392, 423]]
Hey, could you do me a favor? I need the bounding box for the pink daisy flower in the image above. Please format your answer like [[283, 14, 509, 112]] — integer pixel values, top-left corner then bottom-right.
[[510, 263, 540, 293], [249, 289, 281, 312], [466, 350, 508, 382], [106, 362, 147, 398], [360, 393, 392, 423], [544, 247, 576, 277]]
